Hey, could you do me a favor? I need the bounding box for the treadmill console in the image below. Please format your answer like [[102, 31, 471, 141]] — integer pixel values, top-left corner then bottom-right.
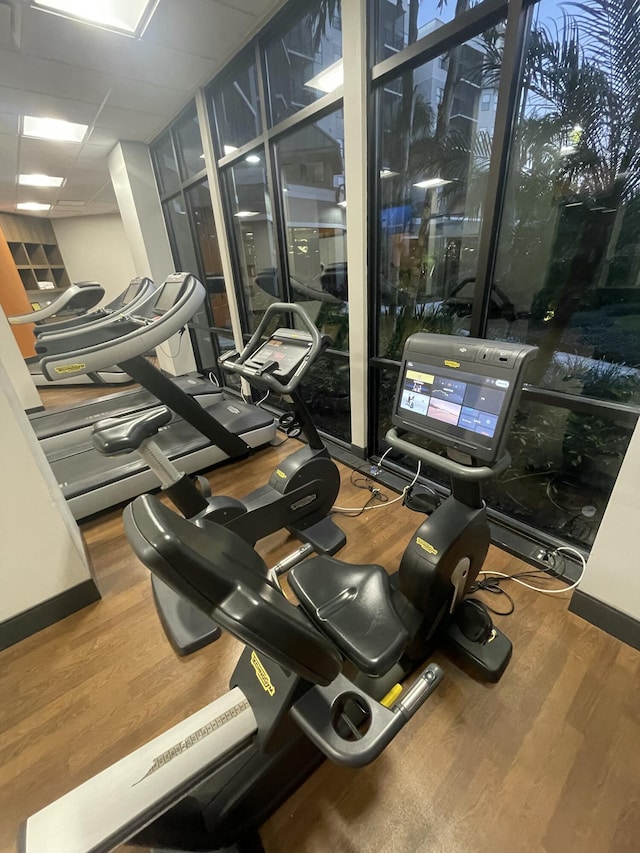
[[392, 334, 537, 464], [153, 274, 191, 315], [246, 328, 313, 384]]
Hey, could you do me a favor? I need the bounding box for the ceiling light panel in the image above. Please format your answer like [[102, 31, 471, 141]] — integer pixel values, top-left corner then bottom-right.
[[31, 0, 159, 37], [19, 174, 64, 187], [17, 202, 51, 211], [22, 115, 88, 143]]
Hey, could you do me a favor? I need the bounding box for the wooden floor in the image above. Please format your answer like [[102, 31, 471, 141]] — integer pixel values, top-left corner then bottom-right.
[[1, 384, 639, 852]]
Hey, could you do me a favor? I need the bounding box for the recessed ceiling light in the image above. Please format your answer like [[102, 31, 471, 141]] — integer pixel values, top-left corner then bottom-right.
[[234, 210, 259, 218], [245, 155, 261, 164], [18, 173, 65, 188], [17, 202, 52, 211], [31, 0, 159, 37], [22, 115, 88, 143], [413, 178, 452, 189], [223, 145, 238, 156], [305, 58, 343, 94]]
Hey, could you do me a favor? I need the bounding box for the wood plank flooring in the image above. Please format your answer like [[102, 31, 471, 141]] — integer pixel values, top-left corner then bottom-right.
[[1, 385, 639, 852]]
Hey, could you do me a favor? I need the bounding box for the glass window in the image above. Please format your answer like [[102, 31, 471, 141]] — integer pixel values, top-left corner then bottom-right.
[[299, 351, 351, 442], [163, 196, 198, 274], [489, 0, 640, 406], [174, 107, 204, 181], [153, 132, 179, 197], [224, 152, 278, 330], [265, 0, 343, 126], [185, 180, 232, 330], [375, 0, 483, 63], [276, 109, 348, 350], [373, 366, 632, 551], [212, 55, 262, 153], [375, 27, 504, 360]]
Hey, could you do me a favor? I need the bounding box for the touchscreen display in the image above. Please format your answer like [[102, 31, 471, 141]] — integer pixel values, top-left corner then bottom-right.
[[397, 360, 510, 442], [251, 337, 308, 377]]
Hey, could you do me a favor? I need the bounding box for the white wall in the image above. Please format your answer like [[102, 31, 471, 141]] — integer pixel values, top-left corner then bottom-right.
[[0, 306, 41, 411], [53, 213, 137, 304], [0, 357, 93, 622], [577, 418, 640, 619]]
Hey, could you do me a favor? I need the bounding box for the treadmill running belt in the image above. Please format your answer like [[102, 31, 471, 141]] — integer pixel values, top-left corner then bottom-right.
[[52, 401, 274, 499], [30, 376, 221, 440]]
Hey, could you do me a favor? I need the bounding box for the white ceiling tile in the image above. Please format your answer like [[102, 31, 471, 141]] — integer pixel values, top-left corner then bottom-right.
[[143, 0, 251, 58], [107, 78, 186, 116], [15, 91, 99, 127], [94, 105, 166, 142], [0, 111, 19, 135], [18, 137, 80, 174], [58, 173, 110, 201], [73, 144, 112, 169]]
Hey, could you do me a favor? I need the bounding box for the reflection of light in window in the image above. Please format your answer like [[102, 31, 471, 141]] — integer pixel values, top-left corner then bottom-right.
[[304, 59, 343, 93], [245, 154, 261, 164], [414, 178, 451, 189], [234, 210, 260, 218], [223, 145, 238, 156]]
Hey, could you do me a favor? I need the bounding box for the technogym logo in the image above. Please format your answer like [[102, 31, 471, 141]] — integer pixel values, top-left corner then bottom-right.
[[251, 651, 275, 696], [135, 699, 250, 784]]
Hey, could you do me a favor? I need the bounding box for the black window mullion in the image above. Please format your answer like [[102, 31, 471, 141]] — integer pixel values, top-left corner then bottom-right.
[[469, 0, 533, 338]]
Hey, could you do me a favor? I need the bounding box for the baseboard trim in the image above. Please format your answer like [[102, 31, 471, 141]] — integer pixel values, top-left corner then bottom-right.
[[569, 590, 640, 651], [0, 579, 101, 651]]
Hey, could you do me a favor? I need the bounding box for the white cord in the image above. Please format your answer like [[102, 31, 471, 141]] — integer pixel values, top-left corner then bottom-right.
[[207, 371, 220, 387], [378, 447, 392, 468], [157, 329, 185, 359], [479, 545, 587, 595], [333, 461, 422, 514], [241, 388, 269, 406]]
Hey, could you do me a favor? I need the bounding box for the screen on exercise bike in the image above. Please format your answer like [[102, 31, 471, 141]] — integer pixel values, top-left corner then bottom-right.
[[397, 361, 508, 443], [392, 334, 537, 463], [249, 330, 310, 381]]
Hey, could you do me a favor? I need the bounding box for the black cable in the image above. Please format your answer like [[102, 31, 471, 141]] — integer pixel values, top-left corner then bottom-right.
[[467, 556, 569, 617]]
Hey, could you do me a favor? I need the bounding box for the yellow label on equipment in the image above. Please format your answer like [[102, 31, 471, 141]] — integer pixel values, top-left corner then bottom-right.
[[275, 469, 287, 479], [381, 684, 403, 708], [444, 360, 460, 368], [251, 651, 275, 696], [416, 537, 438, 555], [406, 369, 434, 384], [53, 363, 86, 374]]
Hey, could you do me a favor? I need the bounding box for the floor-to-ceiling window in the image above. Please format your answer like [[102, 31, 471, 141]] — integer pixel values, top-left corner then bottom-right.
[[146, 0, 640, 560], [205, 0, 351, 442], [150, 102, 232, 380], [369, 0, 640, 553]]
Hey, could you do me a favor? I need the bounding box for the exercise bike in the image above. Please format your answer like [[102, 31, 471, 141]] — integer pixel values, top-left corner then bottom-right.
[[91, 303, 346, 654], [21, 332, 536, 853]]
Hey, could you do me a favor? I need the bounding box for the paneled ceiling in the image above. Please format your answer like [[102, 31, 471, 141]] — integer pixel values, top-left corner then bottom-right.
[[0, 0, 282, 217]]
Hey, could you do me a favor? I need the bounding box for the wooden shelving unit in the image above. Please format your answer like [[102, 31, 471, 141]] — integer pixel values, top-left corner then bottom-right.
[[0, 213, 71, 307]]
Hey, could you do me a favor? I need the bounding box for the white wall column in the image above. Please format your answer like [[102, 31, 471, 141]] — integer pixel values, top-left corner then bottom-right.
[[342, 0, 369, 452], [0, 356, 97, 648], [108, 140, 196, 375], [0, 306, 41, 412], [571, 419, 640, 636]]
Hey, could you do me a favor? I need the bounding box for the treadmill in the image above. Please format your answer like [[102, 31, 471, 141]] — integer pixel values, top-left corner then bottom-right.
[[34, 272, 276, 520], [9, 280, 105, 326], [24, 278, 157, 388], [32, 276, 154, 337]]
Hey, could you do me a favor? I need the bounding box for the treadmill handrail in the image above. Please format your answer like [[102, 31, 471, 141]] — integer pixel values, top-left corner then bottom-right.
[[9, 282, 104, 325], [35, 279, 156, 342], [39, 274, 204, 381]]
